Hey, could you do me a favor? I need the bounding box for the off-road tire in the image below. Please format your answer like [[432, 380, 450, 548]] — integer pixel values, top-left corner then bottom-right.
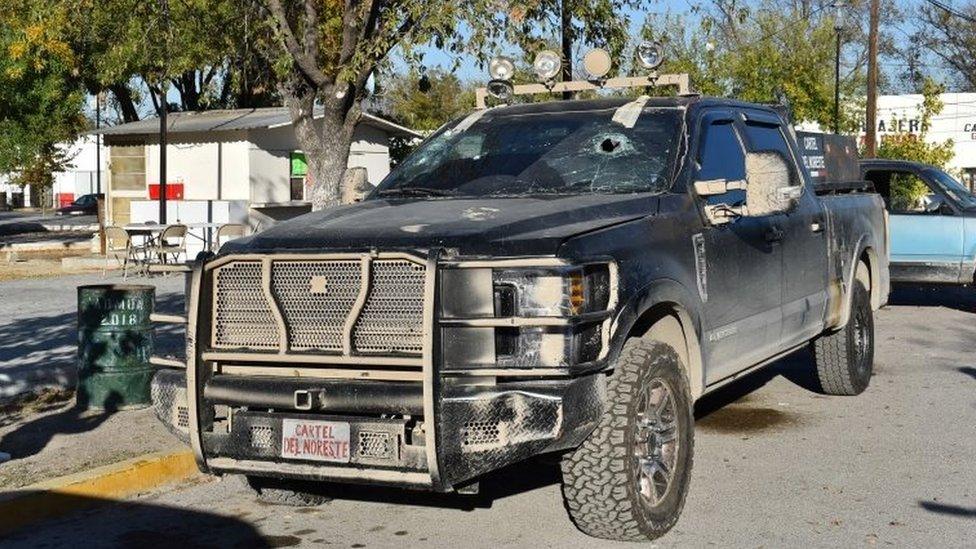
[[245, 475, 332, 507], [560, 340, 694, 542], [813, 280, 874, 395]]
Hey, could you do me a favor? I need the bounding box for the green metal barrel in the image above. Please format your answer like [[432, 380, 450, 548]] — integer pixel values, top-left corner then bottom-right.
[[77, 284, 155, 410]]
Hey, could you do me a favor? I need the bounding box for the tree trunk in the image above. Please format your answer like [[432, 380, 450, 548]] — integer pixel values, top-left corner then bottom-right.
[[280, 80, 355, 211], [109, 84, 140, 122]]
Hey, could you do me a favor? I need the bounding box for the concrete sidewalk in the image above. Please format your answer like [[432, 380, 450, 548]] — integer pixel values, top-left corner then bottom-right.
[[0, 398, 184, 490], [0, 272, 185, 400]]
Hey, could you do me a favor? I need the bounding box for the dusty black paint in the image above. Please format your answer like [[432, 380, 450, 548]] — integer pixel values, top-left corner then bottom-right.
[[197, 96, 889, 490]]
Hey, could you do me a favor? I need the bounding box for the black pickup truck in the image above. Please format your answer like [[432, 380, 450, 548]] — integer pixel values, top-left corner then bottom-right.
[[152, 96, 889, 542]]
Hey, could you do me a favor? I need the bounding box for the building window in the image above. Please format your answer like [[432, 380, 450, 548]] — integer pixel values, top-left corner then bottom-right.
[[290, 177, 305, 201], [290, 151, 308, 202]]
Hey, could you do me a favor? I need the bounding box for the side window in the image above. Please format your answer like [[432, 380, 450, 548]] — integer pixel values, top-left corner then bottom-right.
[[742, 121, 793, 156], [888, 171, 936, 213], [697, 120, 746, 205]]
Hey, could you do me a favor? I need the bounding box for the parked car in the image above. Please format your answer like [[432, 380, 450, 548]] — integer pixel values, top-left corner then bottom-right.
[[152, 96, 888, 542], [56, 193, 102, 216], [861, 159, 976, 285]]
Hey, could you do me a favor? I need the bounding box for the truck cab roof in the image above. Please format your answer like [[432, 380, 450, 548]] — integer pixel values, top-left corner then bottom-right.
[[479, 95, 782, 117]]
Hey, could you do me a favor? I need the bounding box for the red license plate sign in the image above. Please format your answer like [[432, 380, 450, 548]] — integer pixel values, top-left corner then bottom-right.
[[280, 419, 351, 463]]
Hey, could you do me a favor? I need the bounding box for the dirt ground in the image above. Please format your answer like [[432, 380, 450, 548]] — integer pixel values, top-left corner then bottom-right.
[[0, 257, 102, 282]]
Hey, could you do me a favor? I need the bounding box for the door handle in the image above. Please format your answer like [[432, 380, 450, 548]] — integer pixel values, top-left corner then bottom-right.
[[764, 225, 784, 243]]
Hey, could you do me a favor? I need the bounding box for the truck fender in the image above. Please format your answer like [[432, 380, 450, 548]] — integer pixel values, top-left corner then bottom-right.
[[609, 278, 706, 399], [830, 234, 879, 330]]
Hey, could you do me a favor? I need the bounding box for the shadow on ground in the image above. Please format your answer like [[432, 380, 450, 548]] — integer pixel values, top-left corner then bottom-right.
[[0, 290, 185, 459], [1, 493, 272, 548], [0, 292, 184, 400], [0, 394, 123, 460], [259, 346, 828, 511], [918, 500, 976, 519], [888, 283, 976, 313]]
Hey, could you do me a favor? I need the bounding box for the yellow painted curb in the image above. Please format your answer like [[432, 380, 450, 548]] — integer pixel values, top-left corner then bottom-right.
[[0, 450, 199, 536]]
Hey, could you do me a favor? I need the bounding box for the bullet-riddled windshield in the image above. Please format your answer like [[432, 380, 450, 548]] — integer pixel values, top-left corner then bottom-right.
[[373, 107, 683, 198]]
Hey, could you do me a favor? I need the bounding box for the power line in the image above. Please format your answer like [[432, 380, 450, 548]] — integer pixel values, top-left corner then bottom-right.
[[920, 0, 976, 24]]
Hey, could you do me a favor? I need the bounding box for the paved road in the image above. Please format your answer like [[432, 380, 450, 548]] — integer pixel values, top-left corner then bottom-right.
[[0, 273, 185, 399], [0, 211, 97, 239], [7, 285, 976, 547]]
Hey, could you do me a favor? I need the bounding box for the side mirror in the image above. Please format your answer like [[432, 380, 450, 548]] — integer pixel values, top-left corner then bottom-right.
[[924, 195, 953, 215], [744, 151, 800, 217]]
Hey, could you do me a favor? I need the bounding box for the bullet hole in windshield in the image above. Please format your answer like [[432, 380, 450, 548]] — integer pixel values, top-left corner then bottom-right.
[[593, 133, 633, 157], [601, 137, 621, 152]]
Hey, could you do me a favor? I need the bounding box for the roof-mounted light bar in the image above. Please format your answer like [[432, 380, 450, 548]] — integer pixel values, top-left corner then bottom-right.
[[477, 42, 690, 109]]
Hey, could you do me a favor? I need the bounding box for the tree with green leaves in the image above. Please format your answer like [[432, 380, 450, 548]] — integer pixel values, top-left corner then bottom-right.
[[639, 0, 871, 131], [0, 1, 87, 211], [374, 69, 474, 132]]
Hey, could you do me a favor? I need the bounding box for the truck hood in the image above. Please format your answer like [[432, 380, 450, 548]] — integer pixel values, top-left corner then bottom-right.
[[223, 194, 658, 257]]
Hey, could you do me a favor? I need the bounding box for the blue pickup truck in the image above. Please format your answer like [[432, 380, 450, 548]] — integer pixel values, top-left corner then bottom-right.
[[861, 159, 976, 285]]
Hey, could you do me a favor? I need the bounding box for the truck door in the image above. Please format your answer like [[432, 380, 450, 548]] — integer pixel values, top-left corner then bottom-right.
[[740, 115, 828, 348], [864, 167, 965, 282], [694, 113, 784, 383]]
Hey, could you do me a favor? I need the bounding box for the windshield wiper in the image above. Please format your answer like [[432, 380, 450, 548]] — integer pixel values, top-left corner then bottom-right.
[[375, 187, 455, 197]]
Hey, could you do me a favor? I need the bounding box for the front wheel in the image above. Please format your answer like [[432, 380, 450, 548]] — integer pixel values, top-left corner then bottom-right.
[[560, 340, 694, 542], [812, 279, 874, 395]]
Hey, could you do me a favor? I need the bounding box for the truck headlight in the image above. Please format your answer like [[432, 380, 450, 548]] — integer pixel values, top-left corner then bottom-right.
[[492, 264, 611, 317], [439, 261, 615, 370]]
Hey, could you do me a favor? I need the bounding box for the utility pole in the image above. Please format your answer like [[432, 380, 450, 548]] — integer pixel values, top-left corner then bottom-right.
[[833, 2, 844, 134], [560, 0, 573, 100], [95, 92, 103, 195], [158, 0, 169, 224], [96, 92, 106, 255], [864, 0, 880, 156]]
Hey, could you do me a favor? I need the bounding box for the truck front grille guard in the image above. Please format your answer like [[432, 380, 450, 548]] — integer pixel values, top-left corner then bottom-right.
[[186, 251, 441, 487], [186, 252, 616, 490]]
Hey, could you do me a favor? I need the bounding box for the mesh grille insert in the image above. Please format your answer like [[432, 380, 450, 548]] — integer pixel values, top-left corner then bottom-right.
[[272, 260, 362, 351], [460, 420, 501, 447], [250, 426, 275, 449], [357, 430, 394, 459], [353, 260, 426, 354], [210, 256, 426, 357], [213, 261, 279, 349]]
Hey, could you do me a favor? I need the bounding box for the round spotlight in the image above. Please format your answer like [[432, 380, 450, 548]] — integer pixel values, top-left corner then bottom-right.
[[636, 41, 665, 70], [489, 56, 516, 81], [582, 48, 612, 80], [486, 79, 514, 101], [532, 50, 562, 82]]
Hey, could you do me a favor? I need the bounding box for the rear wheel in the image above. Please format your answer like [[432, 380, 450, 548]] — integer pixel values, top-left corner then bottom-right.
[[244, 475, 333, 507], [560, 340, 694, 542], [813, 279, 874, 395]]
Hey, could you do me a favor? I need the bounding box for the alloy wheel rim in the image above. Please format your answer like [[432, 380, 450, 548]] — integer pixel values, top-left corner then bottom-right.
[[853, 305, 871, 375], [633, 378, 679, 508]]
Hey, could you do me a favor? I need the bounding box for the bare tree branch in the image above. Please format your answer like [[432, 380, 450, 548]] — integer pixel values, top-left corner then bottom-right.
[[265, 0, 332, 88]]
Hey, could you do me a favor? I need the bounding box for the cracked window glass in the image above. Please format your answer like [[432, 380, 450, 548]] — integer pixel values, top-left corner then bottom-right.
[[372, 107, 682, 198]]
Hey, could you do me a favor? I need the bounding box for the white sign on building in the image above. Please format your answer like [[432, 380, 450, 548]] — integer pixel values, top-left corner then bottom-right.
[[866, 93, 976, 190]]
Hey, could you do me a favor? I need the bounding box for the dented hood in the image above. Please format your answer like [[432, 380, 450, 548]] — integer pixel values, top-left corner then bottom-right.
[[223, 194, 658, 256]]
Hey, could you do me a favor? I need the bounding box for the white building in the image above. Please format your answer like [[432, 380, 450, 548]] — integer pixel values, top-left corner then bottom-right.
[[868, 92, 976, 191], [0, 136, 108, 209], [94, 107, 420, 229]]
